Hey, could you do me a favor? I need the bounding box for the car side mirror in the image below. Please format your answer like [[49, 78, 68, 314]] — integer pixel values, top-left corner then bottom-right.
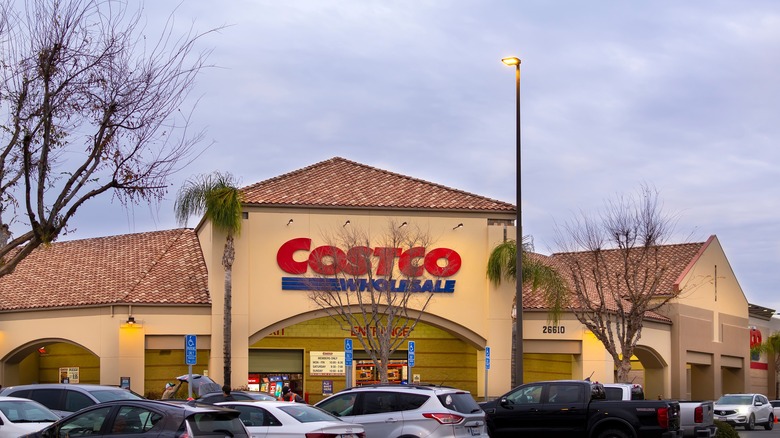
[[499, 397, 513, 406]]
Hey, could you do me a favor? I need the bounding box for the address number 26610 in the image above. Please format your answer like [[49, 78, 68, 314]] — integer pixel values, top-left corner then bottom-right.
[[542, 326, 565, 334]]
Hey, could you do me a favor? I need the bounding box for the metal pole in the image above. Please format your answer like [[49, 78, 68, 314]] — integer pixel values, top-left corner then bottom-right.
[[513, 61, 523, 386]]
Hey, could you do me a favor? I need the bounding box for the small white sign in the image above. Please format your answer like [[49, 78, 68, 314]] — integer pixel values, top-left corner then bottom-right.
[[310, 351, 346, 376]]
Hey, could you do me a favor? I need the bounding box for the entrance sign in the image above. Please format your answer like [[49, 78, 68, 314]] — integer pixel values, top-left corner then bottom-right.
[[310, 351, 346, 376]]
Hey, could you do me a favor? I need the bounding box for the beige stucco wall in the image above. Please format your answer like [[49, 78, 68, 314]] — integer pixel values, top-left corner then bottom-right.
[[0, 305, 211, 388], [198, 206, 517, 396], [666, 236, 750, 399]]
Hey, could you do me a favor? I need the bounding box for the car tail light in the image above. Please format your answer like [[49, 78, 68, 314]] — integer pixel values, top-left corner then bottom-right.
[[657, 407, 669, 428], [694, 405, 703, 423], [305, 434, 365, 438], [422, 413, 465, 424]]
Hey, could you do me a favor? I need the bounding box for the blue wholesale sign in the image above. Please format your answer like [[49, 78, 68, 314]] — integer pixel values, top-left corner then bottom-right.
[[185, 335, 197, 365], [322, 380, 334, 394]]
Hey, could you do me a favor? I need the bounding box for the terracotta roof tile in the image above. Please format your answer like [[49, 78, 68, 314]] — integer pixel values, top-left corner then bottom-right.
[[0, 229, 209, 311], [240, 157, 516, 212], [522, 241, 706, 323]]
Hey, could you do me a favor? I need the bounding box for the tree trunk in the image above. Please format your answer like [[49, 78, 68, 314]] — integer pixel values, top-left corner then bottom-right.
[[616, 357, 632, 383], [222, 235, 235, 388]]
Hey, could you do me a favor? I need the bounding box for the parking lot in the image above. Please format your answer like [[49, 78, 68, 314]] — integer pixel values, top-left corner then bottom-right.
[[739, 425, 780, 437]]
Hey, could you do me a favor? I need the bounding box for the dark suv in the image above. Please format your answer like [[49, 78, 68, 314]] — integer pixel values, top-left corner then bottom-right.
[[0, 384, 143, 417], [315, 384, 488, 437], [21, 399, 249, 437]]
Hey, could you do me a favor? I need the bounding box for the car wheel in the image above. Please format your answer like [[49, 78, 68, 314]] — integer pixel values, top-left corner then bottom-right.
[[598, 429, 630, 438], [745, 414, 755, 430], [765, 414, 774, 430]]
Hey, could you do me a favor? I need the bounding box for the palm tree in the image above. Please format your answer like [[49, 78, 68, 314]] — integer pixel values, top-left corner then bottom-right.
[[175, 172, 243, 388], [487, 236, 569, 387]]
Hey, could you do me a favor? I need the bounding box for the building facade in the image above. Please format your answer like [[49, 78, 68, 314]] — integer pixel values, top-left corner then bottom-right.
[[0, 157, 764, 401]]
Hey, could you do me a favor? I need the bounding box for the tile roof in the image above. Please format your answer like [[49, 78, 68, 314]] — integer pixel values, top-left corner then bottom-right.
[[240, 157, 516, 212], [0, 229, 209, 312], [522, 241, 707, 323]]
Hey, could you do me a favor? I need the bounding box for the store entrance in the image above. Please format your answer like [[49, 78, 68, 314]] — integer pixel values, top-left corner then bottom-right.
[[248, 349, 304, 399], [354, 350, 409, 386]]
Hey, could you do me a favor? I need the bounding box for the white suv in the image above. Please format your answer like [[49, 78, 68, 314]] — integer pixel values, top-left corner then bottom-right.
[[714, 393, 774, 430], [315, 384, 488, 438]]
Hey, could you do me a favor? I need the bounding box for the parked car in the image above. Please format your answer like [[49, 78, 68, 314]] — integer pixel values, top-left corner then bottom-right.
[[20, 399, 249, 437], [479, 379, 682, 438], [217, 400, 365, 437], [168, 374, 222, 399], [314, 384, 487, 437], [198, 390, 277, 404], [0, 396, 60, 437], [675, 401, 717, 437], [0, 383, 144, 418], [713, 393, 774, 430], [771, 400, 780, 419], [602, 383, 715, 437]]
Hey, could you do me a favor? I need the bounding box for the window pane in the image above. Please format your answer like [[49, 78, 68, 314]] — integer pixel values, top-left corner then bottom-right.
[[60, 406, 112, 437], [361, 392, 399, 414], [29, 389, 62, 412], [316, 394, 357, 417], [65, 391, 93, 413]]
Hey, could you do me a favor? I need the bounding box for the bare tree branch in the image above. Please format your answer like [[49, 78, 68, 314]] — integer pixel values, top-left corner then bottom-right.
[[0, 0, 220, 275], [305, 220, 443, 384], [554, 184, 687, 382]]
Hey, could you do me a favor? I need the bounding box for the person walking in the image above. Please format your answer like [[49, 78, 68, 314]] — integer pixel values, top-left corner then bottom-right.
[[278, 386, 303, 402], [222, 385, 235, 401]]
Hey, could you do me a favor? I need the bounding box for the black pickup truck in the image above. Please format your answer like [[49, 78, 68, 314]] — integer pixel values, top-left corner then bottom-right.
[[480, 380, 682, 438]]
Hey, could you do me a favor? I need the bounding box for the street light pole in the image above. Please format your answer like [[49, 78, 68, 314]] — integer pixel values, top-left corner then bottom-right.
[[502, 56, 523, 386]]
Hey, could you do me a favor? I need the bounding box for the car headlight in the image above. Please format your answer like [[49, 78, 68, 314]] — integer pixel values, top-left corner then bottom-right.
[[738, 406, 750, 415]]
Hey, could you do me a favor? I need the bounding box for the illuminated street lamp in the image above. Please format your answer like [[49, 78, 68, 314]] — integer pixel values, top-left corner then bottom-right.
[[501, 56, 523, 386]]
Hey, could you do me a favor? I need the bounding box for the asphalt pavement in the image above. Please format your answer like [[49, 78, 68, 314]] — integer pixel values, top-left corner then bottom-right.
[[739, 426, 780, 437]]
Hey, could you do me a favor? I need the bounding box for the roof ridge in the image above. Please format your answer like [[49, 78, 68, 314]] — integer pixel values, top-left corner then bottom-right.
[[56, 229, 183, 246], [240, 156, 515, 209], [121, 229, 190, 301], [551, 240, 704, 257]]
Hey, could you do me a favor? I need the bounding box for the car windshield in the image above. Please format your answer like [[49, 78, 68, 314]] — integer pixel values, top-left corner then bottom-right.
[[0, 400, 60, 422], [717, 395, 753, 405], [278, 405, 341, 423], [89, 389, 144, 402]]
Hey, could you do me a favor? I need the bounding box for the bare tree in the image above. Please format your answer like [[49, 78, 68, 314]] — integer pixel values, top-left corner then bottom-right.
[[554, 184, 684, 382], [306, 220, 448, 384], [0, 0, 216, 276]]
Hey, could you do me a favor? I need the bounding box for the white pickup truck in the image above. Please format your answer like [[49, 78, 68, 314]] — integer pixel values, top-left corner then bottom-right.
[[602, 383, 716, 438]]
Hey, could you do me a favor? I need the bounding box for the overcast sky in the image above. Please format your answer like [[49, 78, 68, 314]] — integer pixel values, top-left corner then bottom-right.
[[63, 1, 780, 310]]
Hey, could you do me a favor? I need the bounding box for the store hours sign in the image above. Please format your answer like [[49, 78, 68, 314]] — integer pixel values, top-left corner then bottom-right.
[[310, 351, 345, 376]]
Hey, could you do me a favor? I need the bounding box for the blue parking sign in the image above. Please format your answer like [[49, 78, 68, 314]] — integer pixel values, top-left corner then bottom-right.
[[185, 334, 197, 365]]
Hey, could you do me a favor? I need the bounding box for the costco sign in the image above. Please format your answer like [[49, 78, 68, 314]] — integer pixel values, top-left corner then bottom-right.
[[276, 237, 461, 293]]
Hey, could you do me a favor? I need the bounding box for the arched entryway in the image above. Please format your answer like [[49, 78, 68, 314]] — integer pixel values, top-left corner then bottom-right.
[[2, 339, 99, 386], [632, 345, 668, 399], [249, 312, 484, 404]]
